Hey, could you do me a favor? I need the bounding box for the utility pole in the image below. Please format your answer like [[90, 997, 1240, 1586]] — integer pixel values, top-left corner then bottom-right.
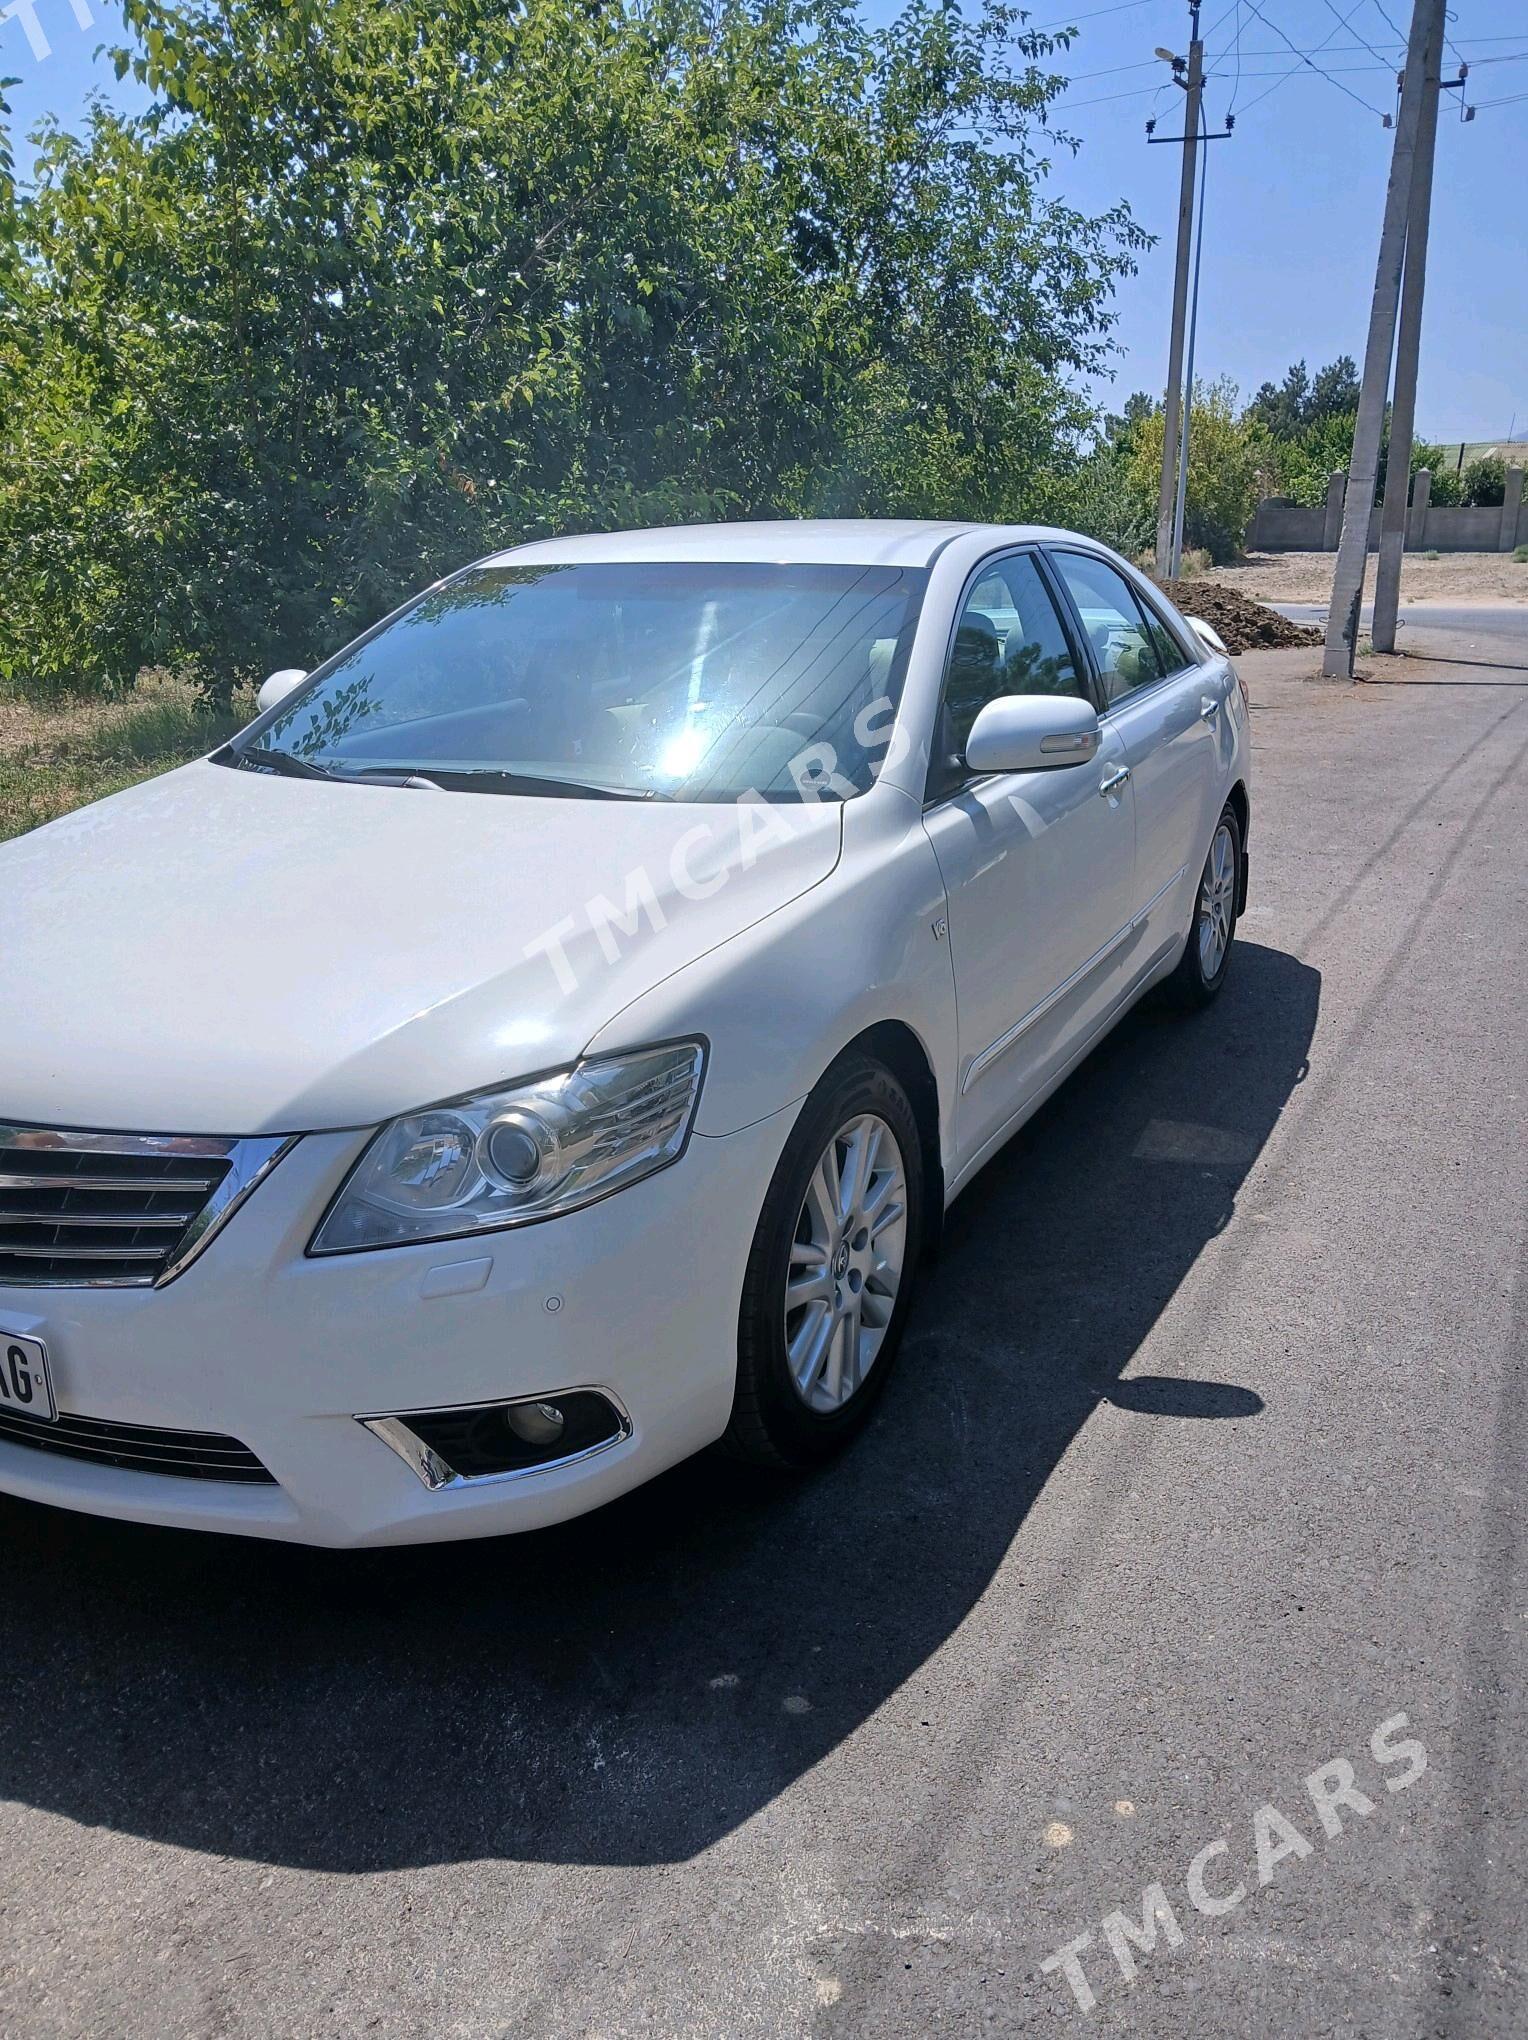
[[1322, 0, 1442, 677], [1374, 23, 1453, 653], [1154, 6, 1204, 578], [1170, 101, 1209, 577]]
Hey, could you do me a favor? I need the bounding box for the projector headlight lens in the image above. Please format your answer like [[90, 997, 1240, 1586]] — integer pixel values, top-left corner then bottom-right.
[[310, 1040, 705, 1253]]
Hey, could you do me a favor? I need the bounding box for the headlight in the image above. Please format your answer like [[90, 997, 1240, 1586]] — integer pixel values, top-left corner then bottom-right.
[[309, 1040, 706, 1254]]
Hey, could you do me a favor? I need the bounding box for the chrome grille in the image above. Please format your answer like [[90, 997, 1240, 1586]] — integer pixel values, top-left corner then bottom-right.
[[0, 1406, 275, 1483], [0, 1124, 293, 1288]]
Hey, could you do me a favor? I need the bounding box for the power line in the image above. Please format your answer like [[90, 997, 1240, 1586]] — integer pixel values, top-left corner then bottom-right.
[[1316, 0, 1394, 64], [1234, 0, 1394, 121], [1228, 0, 1246, 114], [1371, 0, 1466, 72], [1201, 0, 1246, 37], [1205, 54, 1528, 75], [1029, 0, 1157, 32], [1052, 82, 1173, 109], [1225, 35, 1528, 50], [1060, 59, 1180, 81]]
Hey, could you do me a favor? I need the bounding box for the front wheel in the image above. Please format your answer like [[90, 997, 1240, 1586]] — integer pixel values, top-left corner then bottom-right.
[[1166, 803, 1241, 1008], [723, 1053, 925, 1468]]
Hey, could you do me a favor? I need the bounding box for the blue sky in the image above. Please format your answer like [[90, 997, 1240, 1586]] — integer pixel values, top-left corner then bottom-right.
[[4, 0, 1525, 443]]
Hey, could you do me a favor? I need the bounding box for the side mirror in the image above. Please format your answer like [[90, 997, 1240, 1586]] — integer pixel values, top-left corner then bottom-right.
[[964, 694, 1101, 775], [257, 667, 308, 714], [1184, 615, 1228, 659]]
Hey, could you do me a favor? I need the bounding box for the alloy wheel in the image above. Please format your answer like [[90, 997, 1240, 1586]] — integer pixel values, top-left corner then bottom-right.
[[1197, 821, 1236, 980], [784, 1113, 909, 1413]]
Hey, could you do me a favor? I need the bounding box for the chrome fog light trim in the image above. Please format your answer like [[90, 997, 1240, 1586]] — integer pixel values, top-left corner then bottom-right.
[[357, 1388, 633, 1492]]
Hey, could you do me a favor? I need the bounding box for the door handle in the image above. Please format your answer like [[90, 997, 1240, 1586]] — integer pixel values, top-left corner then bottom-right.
[[1200, 695, 1221, 724], [1098, 765, 1131, 799]]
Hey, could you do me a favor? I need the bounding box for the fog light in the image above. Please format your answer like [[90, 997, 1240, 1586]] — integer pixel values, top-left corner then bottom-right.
[[506, 1400, 565, 1448]]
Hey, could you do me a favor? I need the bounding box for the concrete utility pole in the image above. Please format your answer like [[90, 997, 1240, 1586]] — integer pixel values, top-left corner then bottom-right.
[[1170, 103, 1209, 578], [1154, 5, 1204, 578], [1373, 8, 1445, 653], [1323, 0, 1443, 677]]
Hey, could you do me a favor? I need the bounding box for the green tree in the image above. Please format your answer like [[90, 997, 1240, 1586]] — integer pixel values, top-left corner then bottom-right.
[[1247, 354, 1359, 440], [1267, 413, 1459, 508], [1101, 390, 1155, 446], [1247, 360, 1312, 440], [1044, 433, 1153, 558], [1460, 455, 1507, 507], [0, 0, 1145, 698], [1125, 378, 1261, 562]]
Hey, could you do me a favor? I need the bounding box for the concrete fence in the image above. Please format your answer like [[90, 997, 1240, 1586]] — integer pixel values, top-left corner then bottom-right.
[[1248, 466, 1526, 553]]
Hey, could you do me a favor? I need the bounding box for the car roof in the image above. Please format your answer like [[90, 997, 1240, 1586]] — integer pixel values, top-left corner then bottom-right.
[[481, 519, 1078, 571]]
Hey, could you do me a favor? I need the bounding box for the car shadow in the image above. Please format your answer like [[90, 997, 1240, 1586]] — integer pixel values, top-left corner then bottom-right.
[[0, 941, 1317, 1870]]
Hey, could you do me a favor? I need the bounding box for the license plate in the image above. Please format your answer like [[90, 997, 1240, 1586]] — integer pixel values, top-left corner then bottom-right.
[[0, 1333, 56, 1424]]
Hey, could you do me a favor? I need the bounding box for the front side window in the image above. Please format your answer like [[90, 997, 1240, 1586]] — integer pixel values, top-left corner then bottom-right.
[[930, 552, 1084, 799], [231, 561, 929, 803], [1050, 551, 1168, 708]]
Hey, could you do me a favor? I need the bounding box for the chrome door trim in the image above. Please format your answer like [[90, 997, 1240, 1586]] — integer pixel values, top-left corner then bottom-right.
[[962, 925, 1130, 1094], [1130, 864, 1188, 931], [960, 864, 1187, 1096]]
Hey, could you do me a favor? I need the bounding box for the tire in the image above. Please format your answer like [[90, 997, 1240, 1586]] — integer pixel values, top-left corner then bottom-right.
[[1166, 800, 1242, 1009], [723, 1052, 926, 1468]]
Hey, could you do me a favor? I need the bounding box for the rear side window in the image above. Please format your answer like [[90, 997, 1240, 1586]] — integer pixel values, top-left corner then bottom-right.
[[1051, 551, 1185, 707], [1135, 594, 1195, 680]]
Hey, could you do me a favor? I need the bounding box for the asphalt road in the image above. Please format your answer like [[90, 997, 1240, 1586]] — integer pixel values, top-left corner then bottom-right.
[[1276, 601, 1528, 665], [2, 645, 1526, 2036]]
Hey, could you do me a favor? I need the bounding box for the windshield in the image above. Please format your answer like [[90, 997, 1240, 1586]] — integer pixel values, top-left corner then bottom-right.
[[234, 560, 929, 802]]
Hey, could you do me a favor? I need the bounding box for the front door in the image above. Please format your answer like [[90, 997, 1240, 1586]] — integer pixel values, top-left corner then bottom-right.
[[919, 549, 1138, 1172]]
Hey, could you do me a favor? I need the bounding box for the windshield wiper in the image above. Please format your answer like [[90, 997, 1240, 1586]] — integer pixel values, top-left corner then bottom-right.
[[386, 767, 673, 801], [327, 765, 445, 790], [225, 748, 440, 789], [228, 744, 341, 782], [225, 749, 663, 798]]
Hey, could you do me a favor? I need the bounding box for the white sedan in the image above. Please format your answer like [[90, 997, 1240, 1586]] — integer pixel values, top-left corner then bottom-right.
[[0, 521, 1249, 1545]]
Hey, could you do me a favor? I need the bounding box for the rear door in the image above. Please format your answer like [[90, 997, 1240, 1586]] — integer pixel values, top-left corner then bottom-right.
[[1047, 548, 1222, 960]]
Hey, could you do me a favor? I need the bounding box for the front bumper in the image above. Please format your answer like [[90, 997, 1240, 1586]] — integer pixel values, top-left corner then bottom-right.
[[0, 1105, 798, 1546]]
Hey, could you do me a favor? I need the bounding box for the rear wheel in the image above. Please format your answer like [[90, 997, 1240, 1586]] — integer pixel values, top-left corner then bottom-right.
[[1167, 802, 1241, 1008], [723, 1054, 925, 1467]]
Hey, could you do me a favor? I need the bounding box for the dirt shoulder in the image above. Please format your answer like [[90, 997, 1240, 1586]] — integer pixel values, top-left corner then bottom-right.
[[1194, 550, 1528, 606]]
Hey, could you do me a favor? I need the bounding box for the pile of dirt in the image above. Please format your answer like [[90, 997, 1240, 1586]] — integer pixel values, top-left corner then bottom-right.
[[1152, 578, 1320, 654]]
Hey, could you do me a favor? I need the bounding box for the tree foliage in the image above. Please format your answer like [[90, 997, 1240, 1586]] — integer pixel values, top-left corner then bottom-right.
[[0, 0, 1143, 696], [1043, 430, 1152, 559], [1460, 455, 1506, 507], [1246, 354, 1359, 440], [1121, 378, 1261, 564]]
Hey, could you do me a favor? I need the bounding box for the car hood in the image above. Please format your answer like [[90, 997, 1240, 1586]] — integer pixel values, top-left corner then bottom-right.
[[0, 761, 843, 1134]]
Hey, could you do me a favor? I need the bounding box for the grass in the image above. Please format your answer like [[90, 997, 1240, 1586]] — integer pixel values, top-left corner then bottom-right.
[[0, 674, 249, 843], [1513, 543, 1528, 565]]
